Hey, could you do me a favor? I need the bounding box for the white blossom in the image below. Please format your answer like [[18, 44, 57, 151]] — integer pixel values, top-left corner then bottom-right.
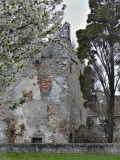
[[0, 0, 66, 98]]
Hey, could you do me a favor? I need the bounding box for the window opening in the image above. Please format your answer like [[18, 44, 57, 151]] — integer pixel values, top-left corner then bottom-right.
[[32, 137, 42, 143]]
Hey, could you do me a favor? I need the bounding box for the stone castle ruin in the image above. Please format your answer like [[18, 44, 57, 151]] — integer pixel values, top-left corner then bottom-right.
[[0, 23, 86, 143]]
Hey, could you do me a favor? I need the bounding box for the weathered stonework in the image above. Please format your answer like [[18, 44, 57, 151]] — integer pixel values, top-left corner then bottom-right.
[[1, 23, 86, 143], [0, 143, 120, 154]]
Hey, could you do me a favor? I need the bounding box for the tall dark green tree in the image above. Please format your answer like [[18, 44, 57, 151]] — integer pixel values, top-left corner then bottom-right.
[[80, 65, 96, 106], [76, 0, 120, 143]]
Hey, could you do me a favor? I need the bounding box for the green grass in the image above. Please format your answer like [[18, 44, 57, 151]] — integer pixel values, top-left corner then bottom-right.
[[0, 153, 120, 160]]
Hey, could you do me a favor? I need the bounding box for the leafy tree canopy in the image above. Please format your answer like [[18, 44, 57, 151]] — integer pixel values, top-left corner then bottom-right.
[[76, 0, 120, 142], [80, 65, 96, 105]]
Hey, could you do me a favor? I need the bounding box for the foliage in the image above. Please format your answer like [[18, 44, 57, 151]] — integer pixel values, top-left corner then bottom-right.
[[76, 0, 120, 142], [0, 0, 65, 96], [87, 117, 94, 129], [80, 65, 96, 106]]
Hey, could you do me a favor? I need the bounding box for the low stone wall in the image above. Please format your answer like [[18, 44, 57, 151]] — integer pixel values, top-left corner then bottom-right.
[[0, 143, 120, 154], [75, 126, 106, 143]]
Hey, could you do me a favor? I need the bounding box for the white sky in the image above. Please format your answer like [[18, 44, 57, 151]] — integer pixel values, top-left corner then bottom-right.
[[63, 0, 90, 45]]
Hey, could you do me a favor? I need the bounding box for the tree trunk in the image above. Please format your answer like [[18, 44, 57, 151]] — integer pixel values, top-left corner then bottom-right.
[[106, 51, 115, 143], [106, 93, 115, 143]]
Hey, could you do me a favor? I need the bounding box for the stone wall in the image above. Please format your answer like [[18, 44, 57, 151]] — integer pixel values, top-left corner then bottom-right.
[[0, 143, 120, 154], [67, 53, 86, 142], [75, 126, 106, 143], [1, 23, 86, 143]]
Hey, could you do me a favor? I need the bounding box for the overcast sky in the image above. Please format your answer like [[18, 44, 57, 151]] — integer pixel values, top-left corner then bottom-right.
[[63, 0, 90, 44]]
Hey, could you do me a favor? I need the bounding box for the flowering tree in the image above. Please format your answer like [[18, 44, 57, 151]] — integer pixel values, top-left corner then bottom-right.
[[0, 0, 65, 97]]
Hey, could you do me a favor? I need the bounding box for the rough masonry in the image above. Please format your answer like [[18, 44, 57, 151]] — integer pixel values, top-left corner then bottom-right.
[[0, 23, 86, 143]]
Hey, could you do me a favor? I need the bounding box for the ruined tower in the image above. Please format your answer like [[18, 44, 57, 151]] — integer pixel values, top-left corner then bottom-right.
[[0, 23, 86, 143]]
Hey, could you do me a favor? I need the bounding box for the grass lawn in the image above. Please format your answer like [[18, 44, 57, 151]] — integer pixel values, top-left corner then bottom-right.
[[0, 153, 120, 160]]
